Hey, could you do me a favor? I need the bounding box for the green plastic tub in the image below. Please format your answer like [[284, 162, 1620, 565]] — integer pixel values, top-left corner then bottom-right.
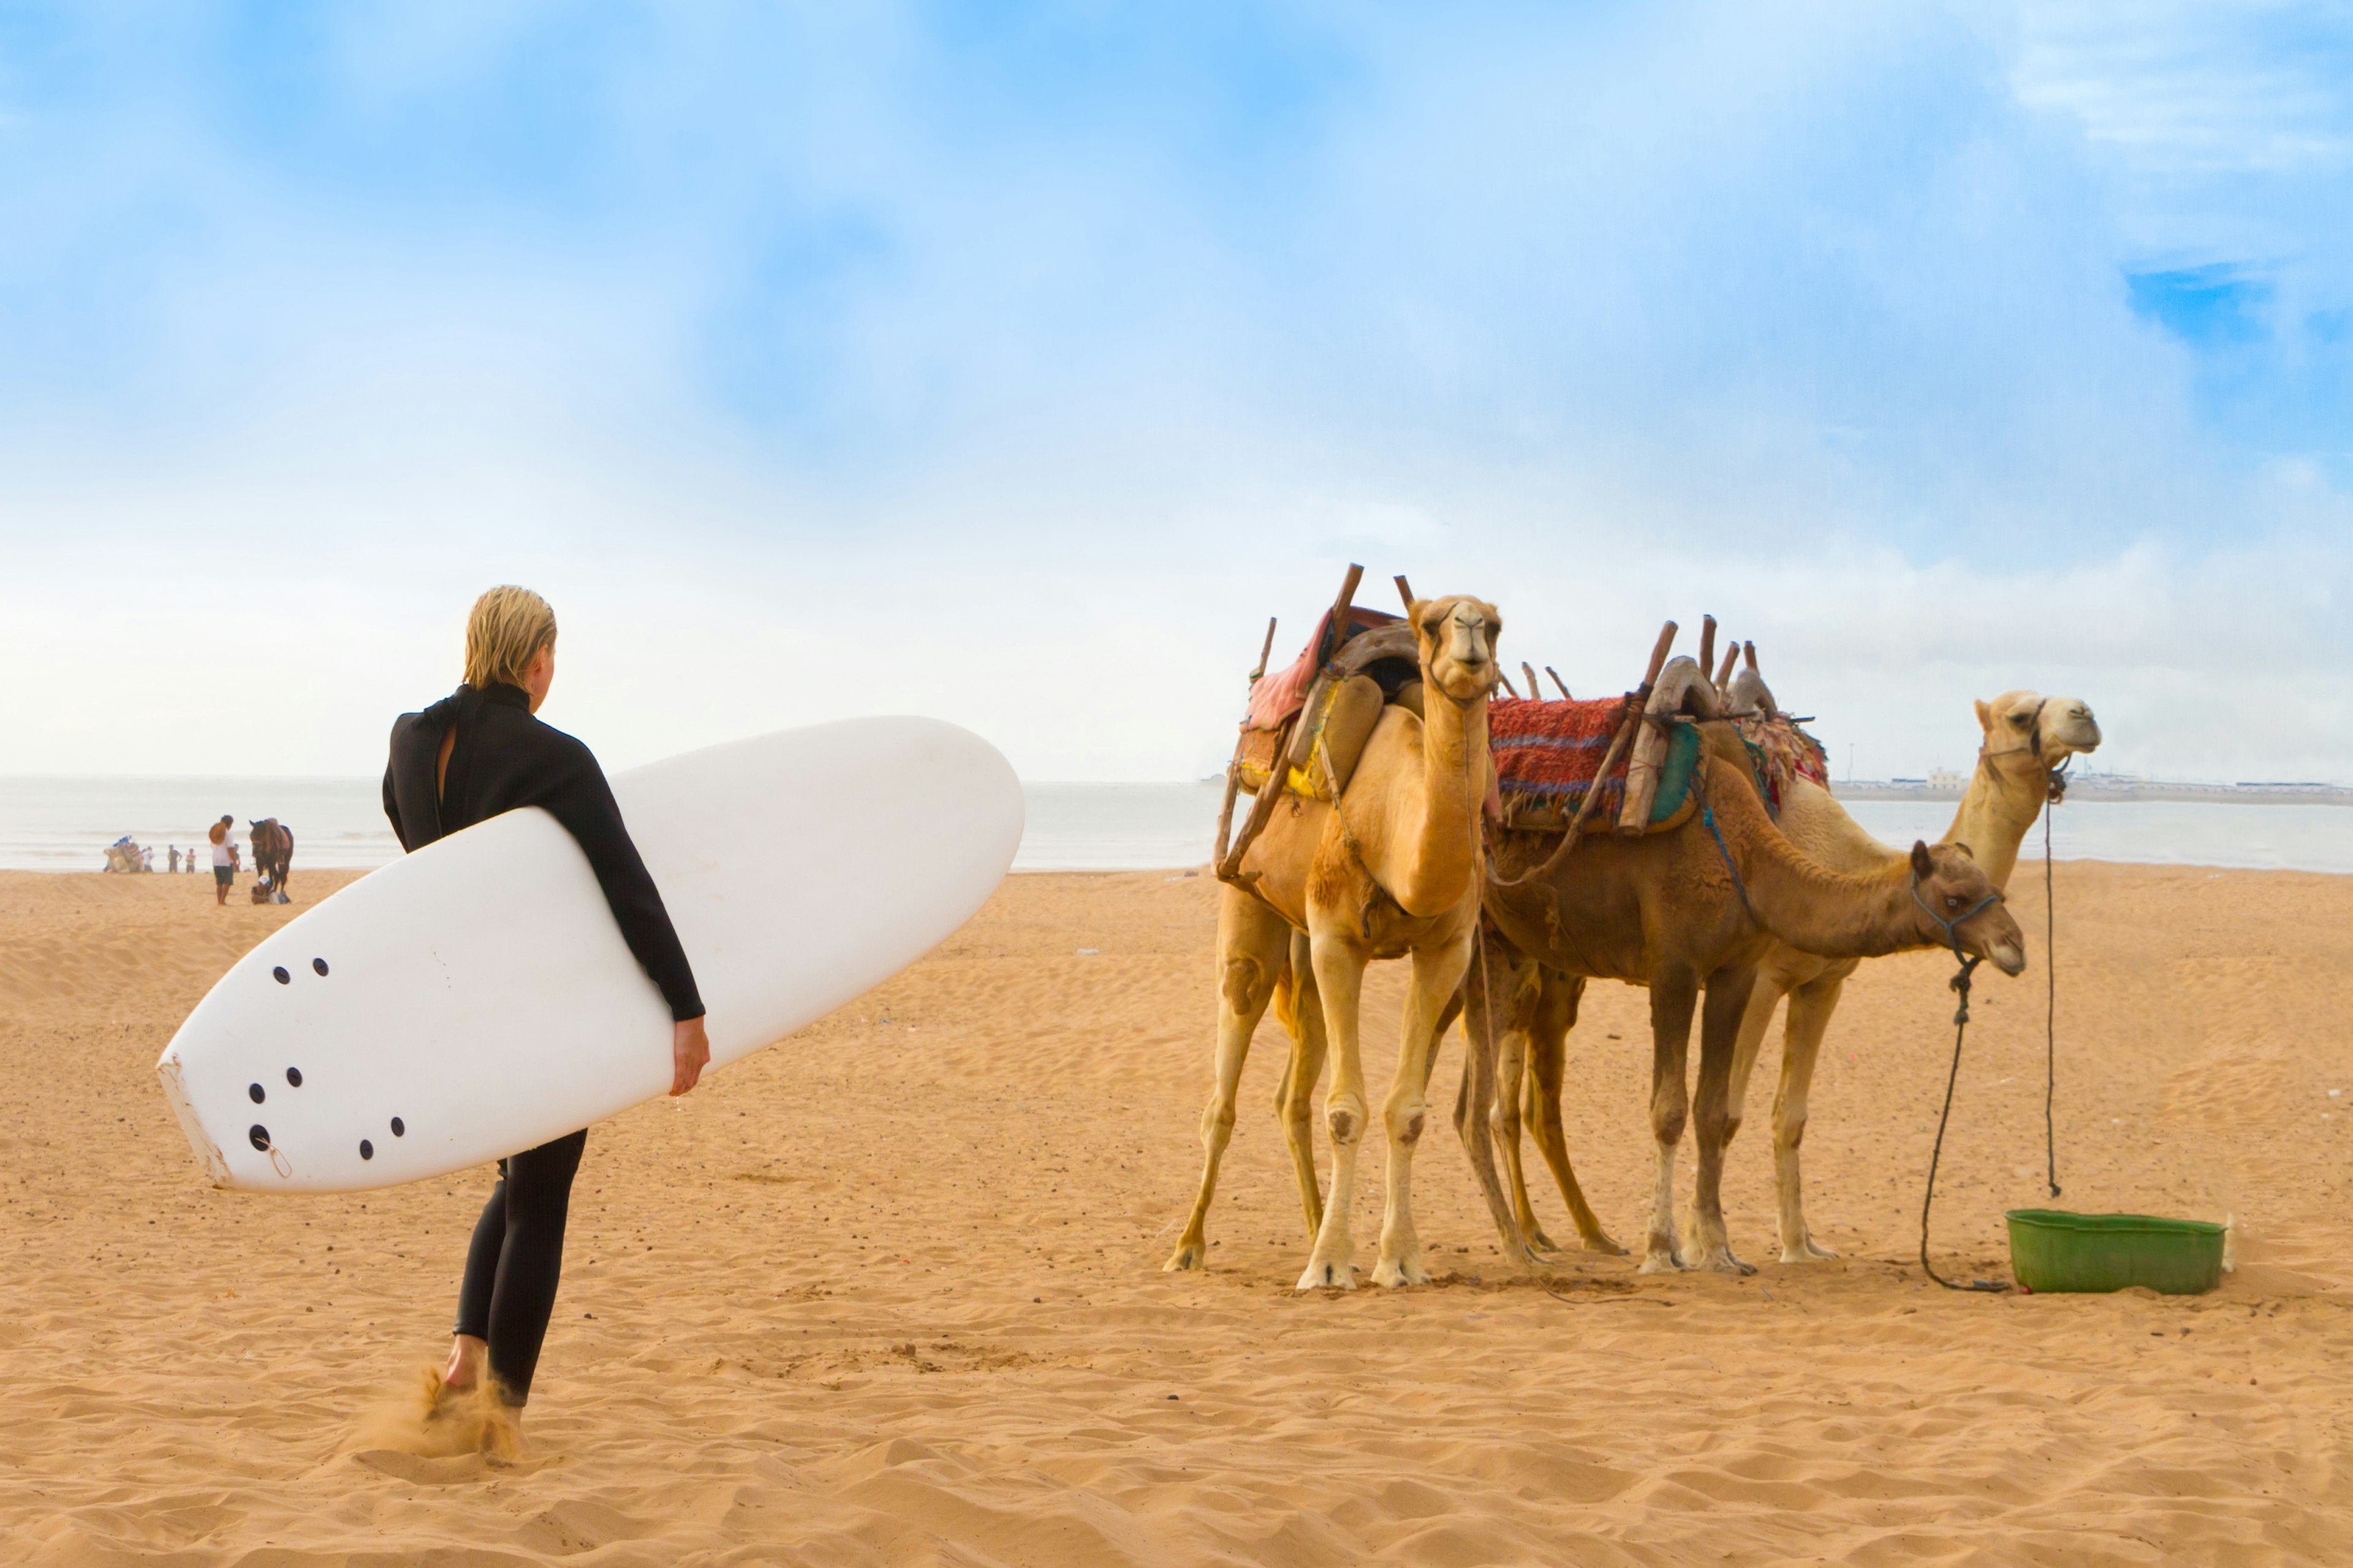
[[2006, 1209, 2226, 1295]]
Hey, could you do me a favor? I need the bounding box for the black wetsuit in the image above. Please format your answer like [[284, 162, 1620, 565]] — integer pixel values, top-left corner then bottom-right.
[[384, 681, 703, 1404]]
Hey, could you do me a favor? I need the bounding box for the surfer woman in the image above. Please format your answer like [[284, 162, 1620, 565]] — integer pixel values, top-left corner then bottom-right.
[[382, 585, 711, 1420]]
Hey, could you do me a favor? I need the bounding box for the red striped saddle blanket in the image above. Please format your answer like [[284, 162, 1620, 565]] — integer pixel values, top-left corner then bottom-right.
[[1488, 695, 1638, 806], [1491, 698, 1830, 825]]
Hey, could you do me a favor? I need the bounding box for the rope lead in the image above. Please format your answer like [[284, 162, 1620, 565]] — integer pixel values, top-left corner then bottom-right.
[[1919, 947, 2008, 1293], [2044, 765, 2066, 1200]]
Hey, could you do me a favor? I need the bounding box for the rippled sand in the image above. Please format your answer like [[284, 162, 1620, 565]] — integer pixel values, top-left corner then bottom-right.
[[4, 862, 2350, 1565]]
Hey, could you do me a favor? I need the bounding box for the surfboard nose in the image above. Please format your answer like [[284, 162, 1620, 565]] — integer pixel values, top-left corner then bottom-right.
[[156, 1048, 233, 1188], [156, 974, 311, 1191]]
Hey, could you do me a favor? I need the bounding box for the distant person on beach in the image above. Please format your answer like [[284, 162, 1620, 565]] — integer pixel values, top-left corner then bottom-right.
[[168, 846, 180, 874], [382, 585, 709, 1433], [141, 846, 153, 873], [209, 816, 234, 905]]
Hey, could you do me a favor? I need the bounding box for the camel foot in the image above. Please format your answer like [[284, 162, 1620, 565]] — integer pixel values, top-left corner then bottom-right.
[[1679, 1239, 1757, 1276], [1579, 1229, 1630, 1258], [1519, 1221, 1563, 1254], [1296, 1257, 1358, 1292], [1162, 1238, 1208, 1272], [1371, 1254, 1430, 1289], [1638, 1233, 1687, 1274], [1779, 1233, 1840, 1263]]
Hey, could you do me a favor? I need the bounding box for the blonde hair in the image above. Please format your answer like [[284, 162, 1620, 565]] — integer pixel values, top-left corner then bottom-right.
[[463, 586, 558, 691]]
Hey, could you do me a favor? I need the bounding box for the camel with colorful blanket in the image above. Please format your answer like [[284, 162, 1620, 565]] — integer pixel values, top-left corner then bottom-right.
[[1475, 638, 1849, 1257], [1484, 654, 2099, 1268], [1470, 624, 2028, 1274], [1166, 567, 1523, 1290]]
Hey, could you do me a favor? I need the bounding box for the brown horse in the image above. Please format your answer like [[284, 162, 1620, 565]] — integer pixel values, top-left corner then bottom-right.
[[248, 818, 294, 903]]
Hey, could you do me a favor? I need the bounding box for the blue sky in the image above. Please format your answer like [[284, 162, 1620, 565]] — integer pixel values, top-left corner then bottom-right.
[[2, 2, 2349, 782]]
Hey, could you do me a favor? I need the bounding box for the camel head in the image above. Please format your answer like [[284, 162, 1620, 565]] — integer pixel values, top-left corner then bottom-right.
[[1975, 691, 2101, 775], [1409, 595, 1502, 704], [1905, 841, 2026, 975]]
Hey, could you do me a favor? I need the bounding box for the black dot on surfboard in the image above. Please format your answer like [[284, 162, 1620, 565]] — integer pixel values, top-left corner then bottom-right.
[[390, 1117, 404, 1137], [286, 1067, 303, 1088], [271, 966, 290, 985], [248, 1125, 269, 1151], [359, 1140, 373, 1160], [312, 958, 328, 976], [248, 1083, 265, 1104]]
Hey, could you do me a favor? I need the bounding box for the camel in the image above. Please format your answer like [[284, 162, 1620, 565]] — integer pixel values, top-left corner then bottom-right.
[[1165, 594, 1522, 1290], [1490, 687, 2099, 1266], [1476, 670, 2028, 1275], [1722, 688, 2101, 1260]]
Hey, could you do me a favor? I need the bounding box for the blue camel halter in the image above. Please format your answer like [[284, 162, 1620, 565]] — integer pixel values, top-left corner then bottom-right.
[[1912, 874, 2003, 980]]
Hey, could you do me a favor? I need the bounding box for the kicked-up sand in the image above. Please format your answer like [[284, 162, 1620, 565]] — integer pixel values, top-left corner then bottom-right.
[[2, 860, 2351, 1565]]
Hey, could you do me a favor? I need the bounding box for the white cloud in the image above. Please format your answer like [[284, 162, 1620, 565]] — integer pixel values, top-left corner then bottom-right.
[[2, 3, 2351, 784]]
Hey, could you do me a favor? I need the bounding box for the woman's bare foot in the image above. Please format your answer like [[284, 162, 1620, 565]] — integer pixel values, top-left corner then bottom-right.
[[438, 1334, 488, 1398]]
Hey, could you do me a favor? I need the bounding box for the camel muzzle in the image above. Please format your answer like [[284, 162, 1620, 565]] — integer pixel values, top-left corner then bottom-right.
[[1960, 910, 2027, 977], [1912, 877, 2026, 977]]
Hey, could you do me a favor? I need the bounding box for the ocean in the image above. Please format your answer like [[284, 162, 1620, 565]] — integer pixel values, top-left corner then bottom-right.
[[4, 777, 2352, 876], [0, 778, 1230, 874]]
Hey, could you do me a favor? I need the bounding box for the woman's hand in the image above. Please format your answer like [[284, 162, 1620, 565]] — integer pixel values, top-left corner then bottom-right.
[[671, 1017, 711, 1096]]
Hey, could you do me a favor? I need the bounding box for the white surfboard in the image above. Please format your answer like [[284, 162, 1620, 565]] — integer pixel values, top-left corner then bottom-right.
[[156, 716, 1022, 1193]]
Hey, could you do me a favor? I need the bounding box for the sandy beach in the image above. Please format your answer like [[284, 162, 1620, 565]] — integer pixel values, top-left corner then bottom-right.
[[6, 860, 2352, 1566]]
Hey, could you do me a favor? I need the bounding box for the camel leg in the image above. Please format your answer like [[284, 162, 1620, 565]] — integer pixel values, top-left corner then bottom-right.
[[1298, 931, 1371, 1291], [1640, 970, 1699, 1274], [1373, 931, 1475, 1288], [1165, 888, 1290, 1272], [1523, 973, 1625, 1256], [1452, 918, 1534, 1115], [1680, 963, 1759, 1276], [1272, 929, 1330, 1241], [1454, 937, 1544, 1268], [1426, 990, 1463, 1081], [1773, 972, 1847, 1262], [1508, 1018, 1548, 1248], [1492, 1012, 1548, 1252], [1500, 969, 1564, 1252], [1724, 969, 1784, 1158]]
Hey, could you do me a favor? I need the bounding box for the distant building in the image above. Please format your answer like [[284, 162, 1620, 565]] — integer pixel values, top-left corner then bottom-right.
[[1926, 767, 1967, 791]]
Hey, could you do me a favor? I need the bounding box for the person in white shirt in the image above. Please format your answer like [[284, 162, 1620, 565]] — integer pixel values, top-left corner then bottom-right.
[[209, 816, 235, 906]]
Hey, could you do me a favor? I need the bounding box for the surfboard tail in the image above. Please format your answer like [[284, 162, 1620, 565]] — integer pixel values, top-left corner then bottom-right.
[[156, 1049, 233, 1188]]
